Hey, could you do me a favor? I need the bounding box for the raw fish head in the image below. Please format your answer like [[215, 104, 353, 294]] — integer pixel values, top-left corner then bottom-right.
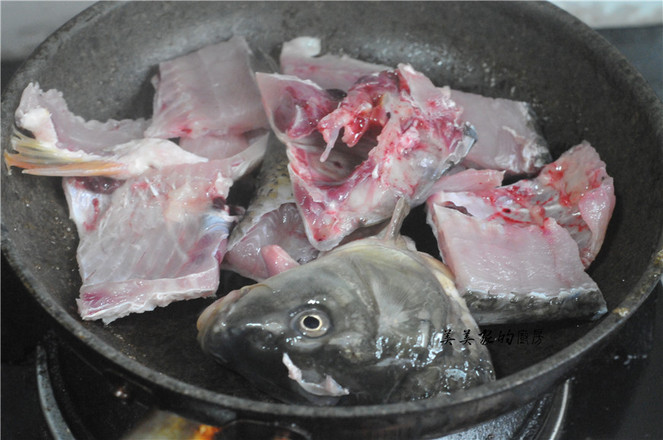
[[197, 257, 377, 405], [197, 233, 494, 405]]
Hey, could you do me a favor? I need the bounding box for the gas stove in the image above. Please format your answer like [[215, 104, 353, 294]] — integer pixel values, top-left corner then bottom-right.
[[2, 24, 662, 440]]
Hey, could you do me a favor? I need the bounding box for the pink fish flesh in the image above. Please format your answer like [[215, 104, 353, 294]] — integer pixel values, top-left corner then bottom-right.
[[13, 82, 149, 155], [179, 131, 269, 181], [280, 36, 389, 91], [6, 83, 208, 178], [278, 37, 551, 176], [223, 136, 318, 281], [449, 88, 551, 175], [429, 142, 615, 267], [257, 65, 476, 251], [145, 36, 268, 139], [426, 207, 607, 324], [426, 142, 613, 323], [430, 167, 505, 193], [69, 161, 237, 323]]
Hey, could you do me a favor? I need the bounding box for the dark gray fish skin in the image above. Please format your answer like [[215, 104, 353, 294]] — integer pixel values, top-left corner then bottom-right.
[[226, 135, 293, 250], [223, 136, 319, 280], [462, 287, 607, 325], [198, 208, 495, 405]]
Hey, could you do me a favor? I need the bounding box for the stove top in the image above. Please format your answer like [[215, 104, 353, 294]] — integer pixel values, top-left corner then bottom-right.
[[2, 24, 662, 439]]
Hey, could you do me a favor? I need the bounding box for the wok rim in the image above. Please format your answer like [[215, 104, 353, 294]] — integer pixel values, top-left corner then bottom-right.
[[2, 0, 662, 426]]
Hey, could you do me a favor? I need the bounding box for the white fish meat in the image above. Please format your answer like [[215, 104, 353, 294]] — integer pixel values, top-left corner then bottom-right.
[[279, 37, 551, 176], [179, 131, 269, 181], [145, 36, 268, 139], [5, 83, 208, 178], [71, 161, 237, 323], [426, 142, 613, 324], [257, 65, 476, 251], [12, 82, 148, 155], [449, 88, 551, 175], [223, 136, 318, 281], [280, 36, 389, 91]]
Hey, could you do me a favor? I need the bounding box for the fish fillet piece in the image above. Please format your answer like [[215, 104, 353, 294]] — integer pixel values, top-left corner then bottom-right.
[[430, 167, 505, 193], [279, 37, 550, 176], [145, 36, 268, 139], [430, 142, 615, 267], [179, 131, 268, 181], [426, 142, 613, 324], [449, 89, 551, 175], [427, 207, 607, 324], [223, 203, 318, 281], [12, 82, 149, 155], [5, 83, 208, 178], [257, 65, 475, 251], [280, 36, 389, 91], [71, 161, 237, 323], [223, 136, 318, 281]]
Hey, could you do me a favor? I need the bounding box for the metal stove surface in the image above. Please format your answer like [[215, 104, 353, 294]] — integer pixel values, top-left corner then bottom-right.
[[2, 25, 662, 440]]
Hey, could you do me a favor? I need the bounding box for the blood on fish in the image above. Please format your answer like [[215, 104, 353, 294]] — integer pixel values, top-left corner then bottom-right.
[[7, 36, 615, 331], [74, 176, 122, 194], [83, 198, 101, 231]]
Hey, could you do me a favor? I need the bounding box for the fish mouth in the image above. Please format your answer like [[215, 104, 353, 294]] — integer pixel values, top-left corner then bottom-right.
[[196, 286, 255, 361], [196, 287, 249, 332]]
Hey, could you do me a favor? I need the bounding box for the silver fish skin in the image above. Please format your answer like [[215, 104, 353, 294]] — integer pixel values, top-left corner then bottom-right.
[[226, 135, 294, 250], [198, 201, 495, 405]]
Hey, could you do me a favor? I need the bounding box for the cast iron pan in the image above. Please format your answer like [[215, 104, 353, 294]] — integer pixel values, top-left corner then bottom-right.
[[2, 2, 662, 438]]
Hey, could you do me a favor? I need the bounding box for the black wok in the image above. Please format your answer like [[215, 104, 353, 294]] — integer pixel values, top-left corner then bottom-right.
[[2, 2, 662, 438]]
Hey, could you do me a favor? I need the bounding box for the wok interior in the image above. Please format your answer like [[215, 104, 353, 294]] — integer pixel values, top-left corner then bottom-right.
[[2, 1, 662, 406]]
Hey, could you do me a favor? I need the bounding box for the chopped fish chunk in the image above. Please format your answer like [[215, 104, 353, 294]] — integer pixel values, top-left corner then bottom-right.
[[145, 36, 268, 139], [280, 36, 389, 91], [426, 142, 613, 324], [13, 82, 148, 155], [5, 82, 207, 178], [430, 142, 615, 266], [223, 136, 318, 281], [72, 161, 237, 323], [427, 207, 607, 324], [258, 64, 475, 251], [449, 88, 551, 175]]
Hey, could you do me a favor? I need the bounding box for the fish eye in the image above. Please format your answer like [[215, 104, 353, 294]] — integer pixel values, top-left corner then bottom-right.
[[291, 308, 331, 338]]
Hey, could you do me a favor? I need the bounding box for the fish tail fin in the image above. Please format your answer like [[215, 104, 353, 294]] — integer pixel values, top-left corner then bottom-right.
[[5, 130, 125, 177]]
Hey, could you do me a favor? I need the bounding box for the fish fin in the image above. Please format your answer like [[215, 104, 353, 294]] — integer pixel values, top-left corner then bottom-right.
[[379, 197, 411, 242], [260, 245, 300, 276], [4, 151, 125, 176], [5, 130, 125, 176]]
